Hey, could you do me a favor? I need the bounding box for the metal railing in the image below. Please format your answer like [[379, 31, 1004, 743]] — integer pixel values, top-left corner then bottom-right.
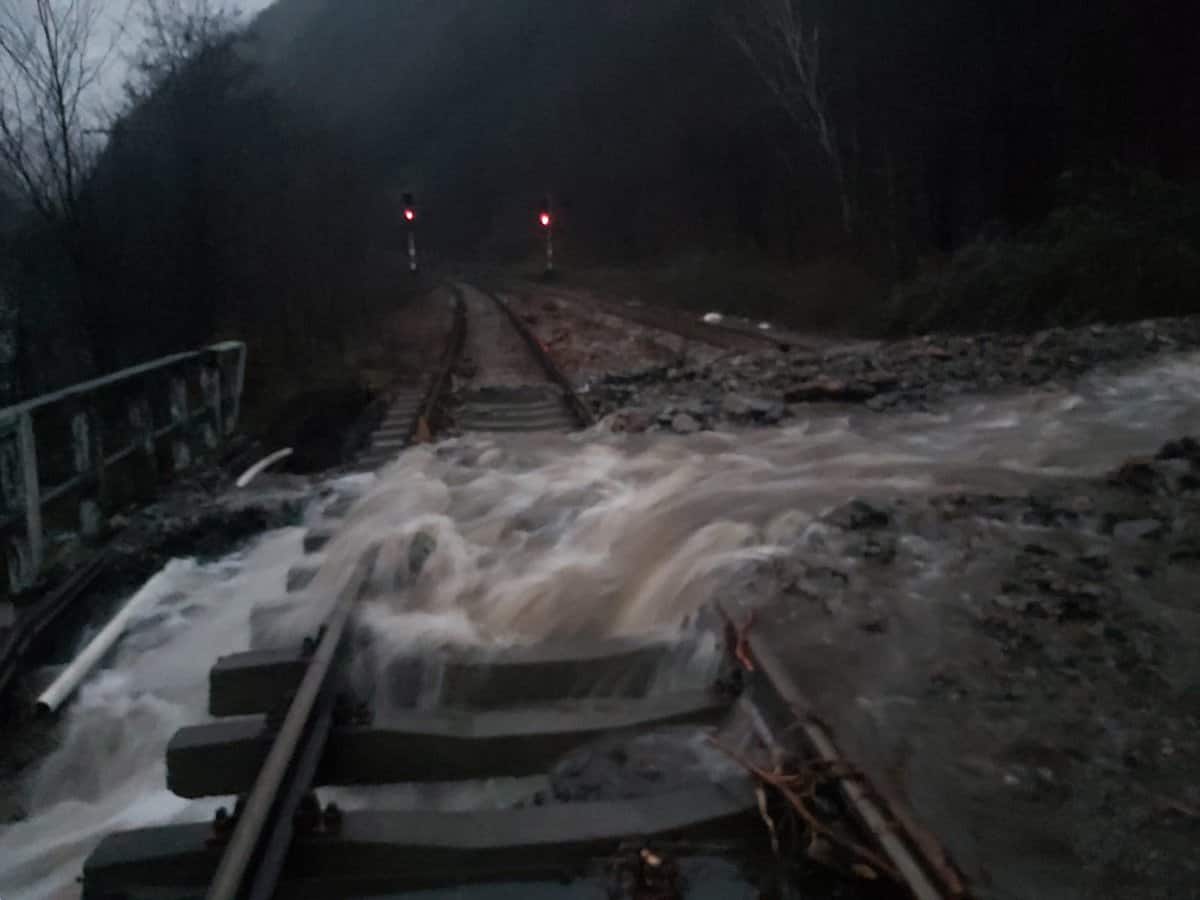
[[0, 341, 247, 593]]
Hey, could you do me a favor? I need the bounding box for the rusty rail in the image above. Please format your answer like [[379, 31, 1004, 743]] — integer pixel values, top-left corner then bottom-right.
[[732, 611, 969, 900], [411, 287, 468, 440], [485, 290, 595, 428]]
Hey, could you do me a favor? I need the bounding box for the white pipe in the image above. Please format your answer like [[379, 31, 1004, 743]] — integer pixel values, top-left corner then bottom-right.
[[36, 568, 178, 715], [236, 448, 294, 488]]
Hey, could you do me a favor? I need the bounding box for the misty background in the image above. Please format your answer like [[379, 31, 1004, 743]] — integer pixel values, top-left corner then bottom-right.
[[1, 0, 1198, 427]]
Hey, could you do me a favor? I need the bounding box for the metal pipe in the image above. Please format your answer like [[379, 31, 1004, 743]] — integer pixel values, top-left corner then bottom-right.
[[235, 448, 294, 489], [35, 567, 177, 715]]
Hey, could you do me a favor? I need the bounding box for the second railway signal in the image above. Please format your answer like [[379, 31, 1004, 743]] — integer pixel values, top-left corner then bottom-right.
[[539, 207, 553, 275], [403, 193, 418, 273]]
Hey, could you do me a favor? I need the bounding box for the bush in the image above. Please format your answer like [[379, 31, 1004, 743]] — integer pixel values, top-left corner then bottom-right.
[[885, 170, 1200, 334]]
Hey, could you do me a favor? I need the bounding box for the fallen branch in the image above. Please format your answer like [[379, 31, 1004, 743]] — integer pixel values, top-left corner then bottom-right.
[[711, 737, 902, 884]]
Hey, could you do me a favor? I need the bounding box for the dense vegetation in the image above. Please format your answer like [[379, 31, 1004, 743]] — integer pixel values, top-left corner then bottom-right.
[[1, 0, 1197, 407]]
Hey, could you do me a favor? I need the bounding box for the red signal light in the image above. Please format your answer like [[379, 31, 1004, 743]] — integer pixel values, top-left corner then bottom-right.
[[404, 208, 416, 222], [540, 212, 551, 228]]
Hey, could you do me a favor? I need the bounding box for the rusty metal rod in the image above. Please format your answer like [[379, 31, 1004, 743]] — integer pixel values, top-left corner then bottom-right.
[[481, 289, 595, 428], [743, 627, 959, 900], [410, 287, 467, 442]]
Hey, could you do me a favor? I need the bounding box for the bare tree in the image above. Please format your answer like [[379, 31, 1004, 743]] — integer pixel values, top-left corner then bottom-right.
[[725, 0, 855, 235], [0, 0, 123, 228], [126, 0, 240, 100]]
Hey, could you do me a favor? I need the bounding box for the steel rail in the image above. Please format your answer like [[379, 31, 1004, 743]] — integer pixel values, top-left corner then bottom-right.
[[206, 550, 376, 900], [482, 289, 595, 428], [410, 287, 468, 442], [738, 621, 968, 900]]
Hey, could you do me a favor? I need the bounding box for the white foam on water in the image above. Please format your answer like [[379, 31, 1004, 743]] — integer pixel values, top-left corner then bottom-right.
[[0, 529, 305, 900]]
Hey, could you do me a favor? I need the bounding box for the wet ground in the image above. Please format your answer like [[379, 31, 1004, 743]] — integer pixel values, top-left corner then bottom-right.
[[735, 444, 1200, 900], [587, 316, 1200, 433]]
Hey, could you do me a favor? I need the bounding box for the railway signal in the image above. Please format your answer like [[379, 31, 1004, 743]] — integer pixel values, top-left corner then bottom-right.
[[539, 205, 554, 275], [403, 192, 418, 273]]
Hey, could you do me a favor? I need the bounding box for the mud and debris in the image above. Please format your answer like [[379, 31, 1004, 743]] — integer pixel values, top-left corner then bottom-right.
[[510, 292, 1200, 898], [730, 437, 1200, 900], [588, 316, 1200, 433]]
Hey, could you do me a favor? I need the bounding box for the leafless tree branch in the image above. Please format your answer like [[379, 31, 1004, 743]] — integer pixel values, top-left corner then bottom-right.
[[724, 0, 856, 234], [125, 0, 241, 101], [0, 0, 124, 227]]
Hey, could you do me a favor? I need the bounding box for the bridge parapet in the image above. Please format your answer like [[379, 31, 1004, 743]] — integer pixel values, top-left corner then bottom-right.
[[0, 342, 247, 594]]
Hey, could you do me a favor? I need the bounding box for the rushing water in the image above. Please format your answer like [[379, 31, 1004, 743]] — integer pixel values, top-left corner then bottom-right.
[[2, 352, 1199, 899]]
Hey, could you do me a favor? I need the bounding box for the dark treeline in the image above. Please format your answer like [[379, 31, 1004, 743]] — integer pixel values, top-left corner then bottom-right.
[[3, 0, 1198, 403], [0, 3, 419, 407], [253, 0, 1199, 261]]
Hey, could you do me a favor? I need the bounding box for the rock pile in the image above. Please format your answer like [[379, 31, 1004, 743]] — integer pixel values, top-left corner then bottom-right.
[[592, 316, 1200, 432]]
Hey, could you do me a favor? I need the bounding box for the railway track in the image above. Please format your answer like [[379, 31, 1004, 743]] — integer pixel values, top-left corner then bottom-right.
[[452, 284, 593, 435], [356, 283, 590, 470], [80, 498, 965, 900], [81, 501, 746, 898], [75, 281, 965, 899]]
